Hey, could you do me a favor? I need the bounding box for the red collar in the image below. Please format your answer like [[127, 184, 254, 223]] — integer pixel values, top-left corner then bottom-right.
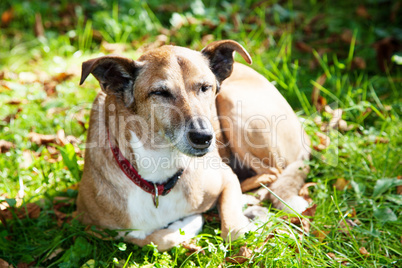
[[108, 130, 183, 208]]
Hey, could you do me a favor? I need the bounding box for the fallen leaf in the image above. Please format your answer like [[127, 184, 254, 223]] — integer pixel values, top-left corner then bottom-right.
[[327, 252, 336, 259], [295, 41, 312, 53], [2, 107, 22, 123], [334, 178, 351, 191], [182, 240, 205, 255], [356, 5, 370, 19], [352, 57, 366, 70], [28, 132, 56, 145], [301, 218, 311, 233], [43, 248, 64, 262], [43, 81, 57, 96], [313, 132, 330, 151], [359, 246, 369, 256], [34, 13, 44, 37], [328, 108, 343, 129], [302, 204, 317, 218], [19, 150, 33, 169], [225, 245, 252, 264], [0, 203, 41, 221], [339, 218, 358, 234], [312, 230, 330, 242], [312, 74, 327, 112], [340, 29, 353, 44], [203, 212, 220, 223], [348, 207, 356, 218], [52, 72, 73, 83], [373, 37, 400, 72], [6, 99, 27, 105], [0, 140, 14, 153], [375, 137, 389, 144], [1, 8, 13, 26], [397, 176, 402, 195]]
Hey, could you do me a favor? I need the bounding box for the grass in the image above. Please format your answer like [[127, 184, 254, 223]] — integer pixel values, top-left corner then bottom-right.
[[0, 0, 401, 267]]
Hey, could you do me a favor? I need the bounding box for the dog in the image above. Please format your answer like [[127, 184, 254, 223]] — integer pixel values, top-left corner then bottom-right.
[[77, 40, 310, 251]]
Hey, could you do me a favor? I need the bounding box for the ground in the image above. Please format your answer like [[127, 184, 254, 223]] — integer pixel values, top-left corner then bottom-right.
[[0, 0, 401, 267]]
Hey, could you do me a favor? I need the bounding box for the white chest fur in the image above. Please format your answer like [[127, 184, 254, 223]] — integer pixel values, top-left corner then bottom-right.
[[123, 131, 194, 239]]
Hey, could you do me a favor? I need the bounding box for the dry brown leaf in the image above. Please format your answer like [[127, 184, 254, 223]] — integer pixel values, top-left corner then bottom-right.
[[2, 107, 22, 124], [397, 176, 402, 195], [312, 74, 327, 112], [328, 108, 343, 129], [34, 13, 44, 37], [340, 29, 353, 44], [312, 230, 330, 242], [356, 5, 371, 19], [43, 81, 57, 96], [349, 207, 357, 218], [19, 151, 33, 169], [339, 219, 358, 234], [302, 204, 317, 218], [1, 8, 13, 26], [334, 178, 351, 191], [375, 137, 389, 144], [327, 252, 336, 259], [203, 212, 220, 223], [225, 245, 252, 264], [352, 57, 366, 70], [0, 203, 41, 221], [314, 132, 330, 151], [28, 132, 57, 145], [301, 218, 311, 234], [0, 140, 14, 153], [373, 37, 400, 72], [359, 247, 369, 256], [296, 41, 312, 53], [6, 99, 27, 105], [182, 240, 205, 255], [52, 72, 73, 83], [44, 248, 63, 262]]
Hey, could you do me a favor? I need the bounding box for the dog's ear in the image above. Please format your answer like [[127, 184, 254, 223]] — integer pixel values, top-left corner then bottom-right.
[[201, 40, 252, 83], [80, 56, 142, 107]]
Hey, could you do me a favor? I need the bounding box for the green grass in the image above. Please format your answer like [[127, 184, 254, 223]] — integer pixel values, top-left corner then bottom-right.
[[1, 0, 401, 267]]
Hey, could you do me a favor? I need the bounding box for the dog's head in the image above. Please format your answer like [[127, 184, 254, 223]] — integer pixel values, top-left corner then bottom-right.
[[80, 40, 251, 157]]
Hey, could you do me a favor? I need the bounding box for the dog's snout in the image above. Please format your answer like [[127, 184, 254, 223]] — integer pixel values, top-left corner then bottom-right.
[[187, 119, 214, 150], [187, 131, 213, 149]]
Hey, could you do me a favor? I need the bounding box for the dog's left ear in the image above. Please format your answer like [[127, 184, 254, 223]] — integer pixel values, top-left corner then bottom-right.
[[80, 55, 142, 107], [201, 40, 252, 84]]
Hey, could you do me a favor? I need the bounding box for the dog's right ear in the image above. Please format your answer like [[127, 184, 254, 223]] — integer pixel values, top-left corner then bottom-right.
[[80, 56, 142, 107]]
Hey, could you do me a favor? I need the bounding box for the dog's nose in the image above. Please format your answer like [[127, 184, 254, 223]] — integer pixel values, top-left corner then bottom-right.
[[187, 131, 213, 149], [187, 119, 213, 149]]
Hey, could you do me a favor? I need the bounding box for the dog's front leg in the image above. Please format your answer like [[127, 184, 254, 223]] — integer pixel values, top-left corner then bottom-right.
[[218, 169, 250, 241], [125, 214, 203, 251]]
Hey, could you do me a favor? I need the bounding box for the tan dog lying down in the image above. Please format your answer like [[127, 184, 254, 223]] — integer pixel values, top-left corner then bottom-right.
[[77, 40, 310, 251]]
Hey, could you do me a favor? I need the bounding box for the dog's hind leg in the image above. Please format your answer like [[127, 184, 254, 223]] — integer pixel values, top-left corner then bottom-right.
[[257, 159, 310, 213]]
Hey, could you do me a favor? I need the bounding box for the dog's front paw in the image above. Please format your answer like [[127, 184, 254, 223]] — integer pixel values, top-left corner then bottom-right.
[[284, 195, 309, 214], [167, 214, 204, 241]]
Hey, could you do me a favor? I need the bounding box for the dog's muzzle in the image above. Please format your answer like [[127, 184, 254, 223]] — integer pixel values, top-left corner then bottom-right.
[[186, 119, 214, 152]]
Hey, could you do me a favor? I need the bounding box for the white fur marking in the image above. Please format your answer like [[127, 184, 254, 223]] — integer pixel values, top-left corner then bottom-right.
[[285, 196, 309, 214]]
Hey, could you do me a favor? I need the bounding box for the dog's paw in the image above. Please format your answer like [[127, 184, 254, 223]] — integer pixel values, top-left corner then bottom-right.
[[167, 214, 204, 240], [284, 195, 309, 214], [243, 205, 269, 221]]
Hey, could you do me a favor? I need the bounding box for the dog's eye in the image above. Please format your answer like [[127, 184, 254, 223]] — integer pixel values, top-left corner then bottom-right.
[[150, 90, 173, 98], [200, 84, 212, 93]]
